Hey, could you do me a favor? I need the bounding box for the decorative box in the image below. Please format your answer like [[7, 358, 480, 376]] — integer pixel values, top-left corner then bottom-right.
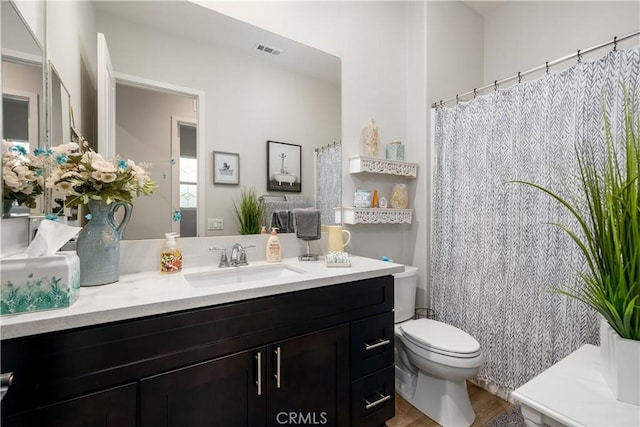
[[386, 140, 405, 161], [1, 251, 80, 315], [354, 190, 372, 208]]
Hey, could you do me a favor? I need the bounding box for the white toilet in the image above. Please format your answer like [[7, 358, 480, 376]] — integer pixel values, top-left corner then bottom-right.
[[394, 266, 483, 427]]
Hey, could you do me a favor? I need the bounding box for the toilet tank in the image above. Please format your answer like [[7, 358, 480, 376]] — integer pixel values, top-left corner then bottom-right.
[[393, 265, 418, 323]]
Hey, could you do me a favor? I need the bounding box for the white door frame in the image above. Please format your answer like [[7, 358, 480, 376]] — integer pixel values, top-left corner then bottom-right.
[[114, 72, 206, 237], [97, 33, 116, 160]]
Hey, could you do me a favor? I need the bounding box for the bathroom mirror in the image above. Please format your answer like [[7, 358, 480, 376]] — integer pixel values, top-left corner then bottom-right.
[[91, 0, 341, 239], [1, 0, 45, 217]]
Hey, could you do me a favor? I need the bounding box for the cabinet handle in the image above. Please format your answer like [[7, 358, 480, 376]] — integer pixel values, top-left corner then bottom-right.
[[364, 338, 390, 351], [274, 346, 281, 388], [256, 352, 262, 396], [364, 393, 391, 409], [1, 372, 13, 401]]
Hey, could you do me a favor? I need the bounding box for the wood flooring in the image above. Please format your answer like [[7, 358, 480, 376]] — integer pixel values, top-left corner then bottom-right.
[[387, 383, 513, 427]]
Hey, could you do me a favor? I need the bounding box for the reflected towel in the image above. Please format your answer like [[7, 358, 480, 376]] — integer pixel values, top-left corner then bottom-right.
[[293, 208, 321, 240], [271, 210, 294, 233]]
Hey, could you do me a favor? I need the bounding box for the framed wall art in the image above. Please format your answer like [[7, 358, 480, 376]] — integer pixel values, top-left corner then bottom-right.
[[213, 151, 239, 185], [267, 140, 301, 192]]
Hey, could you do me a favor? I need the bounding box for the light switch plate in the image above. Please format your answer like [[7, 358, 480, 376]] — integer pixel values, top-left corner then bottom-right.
[[208, 218, 224, 230]]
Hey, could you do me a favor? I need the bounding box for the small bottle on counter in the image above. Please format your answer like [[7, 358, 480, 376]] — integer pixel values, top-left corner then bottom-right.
[[261, 226, 267, 234], [160, 232, 183, 273], [266, 228, 282, 262]]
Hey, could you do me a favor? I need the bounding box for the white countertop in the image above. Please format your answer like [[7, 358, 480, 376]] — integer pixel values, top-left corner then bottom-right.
[[0, 256, 403, 340], [512, 344, 640, 427]]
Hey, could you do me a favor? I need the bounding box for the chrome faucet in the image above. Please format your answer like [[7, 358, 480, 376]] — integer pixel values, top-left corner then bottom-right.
[[230, 243, 255, 267]]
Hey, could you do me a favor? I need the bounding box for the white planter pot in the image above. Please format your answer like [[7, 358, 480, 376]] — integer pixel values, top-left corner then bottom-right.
[[600, 318, 640, 405]]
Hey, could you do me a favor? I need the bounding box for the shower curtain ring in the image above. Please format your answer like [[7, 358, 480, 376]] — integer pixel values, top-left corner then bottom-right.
[[577, 49, 582, 63], [613, 36, 618, 51], [494, 80, 498, 91], [439, 100, 444, 108], [518, 72, 522, 84], [456, 94, 459, 104], [546, 62, 549, 74], [473, 88, 477, 98]]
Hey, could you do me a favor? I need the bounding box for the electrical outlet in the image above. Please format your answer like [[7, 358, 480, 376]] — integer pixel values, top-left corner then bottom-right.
[[208, 218, 224, 231]]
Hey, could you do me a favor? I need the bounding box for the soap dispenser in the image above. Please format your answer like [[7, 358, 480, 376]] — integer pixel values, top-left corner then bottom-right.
[[266, 228, 282, 262], [160, 232, 183, 273]]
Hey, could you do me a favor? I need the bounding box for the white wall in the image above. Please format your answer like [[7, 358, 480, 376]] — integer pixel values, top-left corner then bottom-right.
[[483, 1, 640, 88], [46, 0, 97, 142]]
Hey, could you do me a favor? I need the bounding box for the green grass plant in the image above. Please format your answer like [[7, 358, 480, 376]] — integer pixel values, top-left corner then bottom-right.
[[514, 90, 639, 340], [234, 187, 265, 235]]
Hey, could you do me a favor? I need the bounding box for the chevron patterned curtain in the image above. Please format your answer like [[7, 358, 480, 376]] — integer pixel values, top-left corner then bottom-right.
[[315, 143, 342, 225], [431, 45, 640, 398]]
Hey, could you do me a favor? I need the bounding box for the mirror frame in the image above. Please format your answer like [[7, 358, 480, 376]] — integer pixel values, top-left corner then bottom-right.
[[1, 0, 46, 217]]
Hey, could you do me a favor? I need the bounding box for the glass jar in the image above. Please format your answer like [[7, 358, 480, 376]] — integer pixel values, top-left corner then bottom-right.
[[390, 183, 409, 209]]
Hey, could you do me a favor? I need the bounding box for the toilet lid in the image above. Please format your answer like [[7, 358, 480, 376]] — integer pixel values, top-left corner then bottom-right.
[[400, 319, 480, 355]]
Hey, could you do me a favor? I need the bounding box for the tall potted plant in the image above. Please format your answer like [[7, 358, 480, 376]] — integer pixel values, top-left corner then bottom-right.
[[515, 91, 639, 404], [234, 187, 265, 235]]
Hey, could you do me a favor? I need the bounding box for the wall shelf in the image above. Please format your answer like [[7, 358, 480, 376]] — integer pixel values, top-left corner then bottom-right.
[[336, 207, 413, 225], [349, 156, 417, 178]]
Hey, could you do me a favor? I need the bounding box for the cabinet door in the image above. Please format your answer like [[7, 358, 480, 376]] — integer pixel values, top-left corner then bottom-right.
[[2, 383, 136, 427], [140, 348, 265, 427], [266, 325, 350, 427]]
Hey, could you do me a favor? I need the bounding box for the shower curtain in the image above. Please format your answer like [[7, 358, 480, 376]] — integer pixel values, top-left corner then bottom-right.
[[315, 142, 342, 225], [431, 45, 640, 398]]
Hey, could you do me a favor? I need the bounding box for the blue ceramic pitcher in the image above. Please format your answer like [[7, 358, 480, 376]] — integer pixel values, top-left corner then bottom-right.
[[76, 200, 132, 286]]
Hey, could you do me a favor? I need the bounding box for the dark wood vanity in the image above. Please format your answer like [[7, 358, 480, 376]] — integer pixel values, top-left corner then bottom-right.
[[1, 275, 395, 426]]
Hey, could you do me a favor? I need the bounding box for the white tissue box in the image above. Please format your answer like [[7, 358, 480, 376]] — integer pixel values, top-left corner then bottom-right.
[[1, 251, 80, 315]]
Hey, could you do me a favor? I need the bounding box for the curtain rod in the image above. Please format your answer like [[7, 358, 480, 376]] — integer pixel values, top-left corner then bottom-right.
[[314, 140, 341, 153], [432, 29, 640, 109]]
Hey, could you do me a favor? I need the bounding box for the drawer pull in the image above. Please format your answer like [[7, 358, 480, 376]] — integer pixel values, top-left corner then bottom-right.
[[364, 338, 390, 351], [256, 352, 262, 396], [274, 346, 281, 388], [364, 393, 391, 409]]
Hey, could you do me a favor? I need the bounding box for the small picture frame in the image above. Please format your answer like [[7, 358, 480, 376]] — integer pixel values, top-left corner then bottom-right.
[[213, 151, 239, 185], [267, 140, 302, 192]]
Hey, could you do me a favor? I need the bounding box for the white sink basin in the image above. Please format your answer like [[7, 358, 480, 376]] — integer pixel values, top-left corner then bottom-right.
[[185, 264, 306, 288]]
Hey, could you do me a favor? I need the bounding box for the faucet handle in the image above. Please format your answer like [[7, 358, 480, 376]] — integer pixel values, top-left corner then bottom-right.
[[238, 245, 256, 265], [210, 247, 229, 268]]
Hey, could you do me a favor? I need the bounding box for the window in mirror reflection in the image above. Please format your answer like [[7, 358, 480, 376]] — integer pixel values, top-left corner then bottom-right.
[[179, 123, 197, 237]]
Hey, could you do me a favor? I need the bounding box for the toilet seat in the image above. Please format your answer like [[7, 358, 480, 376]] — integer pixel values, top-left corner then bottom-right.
[[399, 319, 481, 359]]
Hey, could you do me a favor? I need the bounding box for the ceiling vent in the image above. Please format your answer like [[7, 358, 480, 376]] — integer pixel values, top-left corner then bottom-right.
[[255, 43, 282, 56]]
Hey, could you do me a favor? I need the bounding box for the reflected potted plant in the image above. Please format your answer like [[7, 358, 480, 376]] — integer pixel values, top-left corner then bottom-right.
[[234, 187, 265, 235], [515, 90, 639, 404], [2, 140, 44, 216]]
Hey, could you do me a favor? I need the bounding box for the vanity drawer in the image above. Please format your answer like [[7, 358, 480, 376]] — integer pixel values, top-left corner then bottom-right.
[[351, 311, 394, 379], [351, 365, 395, 427]]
